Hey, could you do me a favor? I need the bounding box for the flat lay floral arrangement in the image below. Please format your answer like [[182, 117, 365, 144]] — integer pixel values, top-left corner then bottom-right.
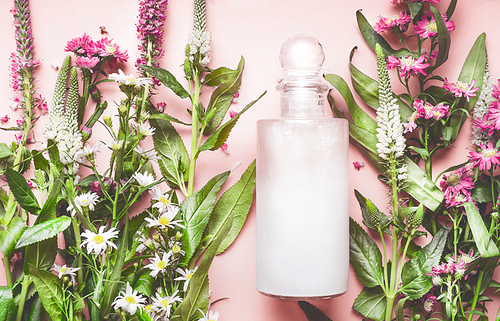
[[299, 0, 500, 320], [0, 0, 264, 320]]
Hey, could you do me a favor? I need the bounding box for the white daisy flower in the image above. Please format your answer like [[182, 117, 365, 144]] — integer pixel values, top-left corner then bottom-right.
[[149, 186, 173, 212], [109, 69, 153, 87], [82, 141, 103, 157], [199, 310, 220, 321], [136, 122, 155, 137], [151, 290, 183, 318], [81, 226, 119, 255], [112, 282, 147, 315], [145, 251, 173, 277], [67, 191, 100, 216], [135, 234, 158, 253], [174, 267, 197, 292], [133, 170, 156, 188], [145, 208, 184, 230], [134, 145, 160, 162], [51, 263, 81, 284]]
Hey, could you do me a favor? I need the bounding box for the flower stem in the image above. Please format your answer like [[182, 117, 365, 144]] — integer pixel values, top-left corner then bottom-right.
[[2, 255, 12, 286], [72, 220, 83, 286], [467, 270, 485, 321], [187, 76, 201, 197], [15, 274, 30, 321]]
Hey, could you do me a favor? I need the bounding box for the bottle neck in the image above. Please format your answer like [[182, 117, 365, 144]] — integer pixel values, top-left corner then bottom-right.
[[277, 76, 328, 118]]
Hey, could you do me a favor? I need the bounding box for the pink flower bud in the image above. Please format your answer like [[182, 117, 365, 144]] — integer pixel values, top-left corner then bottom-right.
[[0, 115, 9, 123]]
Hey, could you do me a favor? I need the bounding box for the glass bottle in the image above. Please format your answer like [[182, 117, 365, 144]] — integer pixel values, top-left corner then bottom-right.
[[256, 34, 349, 300]]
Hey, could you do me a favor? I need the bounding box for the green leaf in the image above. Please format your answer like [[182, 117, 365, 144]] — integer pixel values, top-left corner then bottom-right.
[[324, 73, 378, 133], [24, 235, 58, 274], [148, 113, 191, 126], [429, 5, 451, 69], [134, 272, 154, 298], [449, 33, 486, 143], [172, 207, 233, 321], [464, 202, 500, 258], [207, 160, 256, 255], [180, 171, 230, 264], [203, 57, 245, 135], [203, 67, 239, 87], [298, 301, 333, 321], [395, 297, 408, 321], [0, 216, 27, 259], [0, 286, 16, 321], [139, 65, 190, 99], [354, 190, 389, 231], [352, 286, 386, 321], [408, 2, 423, 19], [356, 10, 411, 58], [5, 167, 40, 214], [349, 217, 384, 288], [16, 216, 71, 248], [150, 117, 190, 188], [198, 91, 266, 153], [0, 143, 13, 161], [27, 295, 42, 321], [28, 264, 64, 321]]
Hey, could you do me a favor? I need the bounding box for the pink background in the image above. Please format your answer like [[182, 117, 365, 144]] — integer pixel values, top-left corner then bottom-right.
[[1, 0, 500, 320]]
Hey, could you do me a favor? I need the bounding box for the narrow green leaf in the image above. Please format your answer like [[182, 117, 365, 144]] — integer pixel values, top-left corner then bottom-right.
[[5, 167, 40, 214], [356, 10, 411, 58], [449, 33, 486, 143], [204, 57, 245, 135], [429, 5, 451, 69], [349, 217, 385, 288], [28, 264, 64, 321], [408, 2, 423, 19], [203, 67, 239, 87], [298, 301, 333, 321], [0, 217, 26, 259], [150, 117, 189, 188], [139, 65, 190, 99], [198, 91, 266, 153], [464, 202, 500, 258], [181, 171, 230, 264], [27, 295, 42, 321], [173, 211, 232, 321], [16, 216, 71, 248], [446, 0, 458, 18], [324, 73, 378, 133], [395, 297, 408, 321], [0, 286, 16, 321], [207, 160, 256, 255], [149, 113, 191, 126], [352, 286, 386, 321]]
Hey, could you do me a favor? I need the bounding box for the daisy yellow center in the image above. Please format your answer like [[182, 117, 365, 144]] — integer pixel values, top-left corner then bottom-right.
[[460, 255, 473, 264], [159, 216, 171, 226], [160, 299, 170, 307], [455, 81, 470, 91], [81, 199, 88, 206], [160, 196, 170, 205], [145, 304, 152, 311], [400, 56, 416, 67], [93, 235, 104, 244], [157, 260, 167, 270], [125, 296, 137, 304], [483, 148, 497, 158], [447, 173, 461, 186], [106, 46, 116, 54], [426, 21, 437, 33], [187, 273, 193, 280], [60, 267, 67, 273]]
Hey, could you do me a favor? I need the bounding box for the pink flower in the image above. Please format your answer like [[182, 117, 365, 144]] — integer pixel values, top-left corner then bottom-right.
[[387, 54, 430, 78], [353, 161, 365, 171], [413, 99, 449, 120], [421, 293, 437, 312], [157, 102, 166, 113], [76, 56, 100, 69], [443, 78, 479, 101], [414, 14, 455, 39], [440, 167, 474, 199], [232, 92, 239, 104], [95, 38, 129, 65], [0, 115, 9, 123], [374, 11, 411, 33], [469, 142, 500, 170], [229, 108, 238, 118], [65, 33, 96, 56], [221, 143, 229, 155]]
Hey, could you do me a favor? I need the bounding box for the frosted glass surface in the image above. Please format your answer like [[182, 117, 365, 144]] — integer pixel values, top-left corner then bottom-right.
[[256, 118, 349, 299]]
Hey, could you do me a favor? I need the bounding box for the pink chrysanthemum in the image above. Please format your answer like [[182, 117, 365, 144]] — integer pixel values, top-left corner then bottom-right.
[[440, 167, 474, 198], [414, 14, 455, 39], [65, 33, 96, 56], [374, 11, 411, 33], [95, 38, 129, 64], [413, 99, 450, 120], [445, 190, 473, 208], [387, 54, 430, 78], [75, 56, 100, 69], [443, 78, 479, 102], [469, 142, 500, 170]]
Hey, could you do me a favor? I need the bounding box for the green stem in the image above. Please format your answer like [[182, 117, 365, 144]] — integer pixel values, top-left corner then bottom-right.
[[2, 255, 12, 286], [379, 230, 389, 294], [15, 274, 30, 321], [467, 270, 485, 321], [385, 295, 395, 321], [187, 76, 201, 197], [72, 220, 83, 286]]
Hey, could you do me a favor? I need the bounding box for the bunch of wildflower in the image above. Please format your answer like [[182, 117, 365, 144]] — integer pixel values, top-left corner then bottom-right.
[[374, 11, 411, 34], [186, 0, 212, 67], [404, 99, 450, 133], [65, 33, 128, 70], [414, 13, 455, 39], [471, 60, 497, 146], [387, 54, 430, 79], [136, 0, 168, 84]]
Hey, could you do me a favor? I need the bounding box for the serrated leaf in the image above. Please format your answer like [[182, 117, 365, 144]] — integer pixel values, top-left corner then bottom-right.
[[5, 167, 40, 214], [16, 216, 71, 248], [198, 91, 266, 154], [349, 217, 384, 288], [139, 65, 190, 99], [203, 66, 239, 87], [203, 57, 244, 135], [464, 202, 500, 258], [180, 171, 230, 264], [28, 264, 64, 321], [207, 160, 256, 255], [298, 301, 333, 321], [352, 286, 386, 321], [395, 297, 408, 321], [0, 286, 16, 321], [24, 235, 58, 274], [0, 216, 27, 259], [0, 143, 13, 160], [134, 272, 154, 298]]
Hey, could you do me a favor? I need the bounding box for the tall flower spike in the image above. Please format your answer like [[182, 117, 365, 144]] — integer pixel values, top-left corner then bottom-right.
[[471, 57, 496, 147], [193, 0, 207, 32], [187, 0, 211, 66], [65, 67, 80, 134]]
